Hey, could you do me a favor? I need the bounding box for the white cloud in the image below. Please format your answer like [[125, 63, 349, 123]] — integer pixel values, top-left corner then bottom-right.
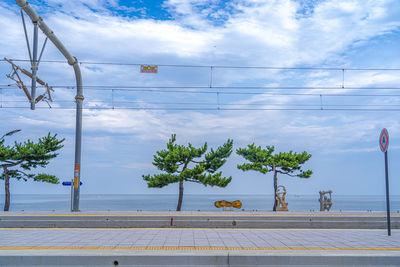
[[3, 0, 399, 78], [1, 0, 400, 196]]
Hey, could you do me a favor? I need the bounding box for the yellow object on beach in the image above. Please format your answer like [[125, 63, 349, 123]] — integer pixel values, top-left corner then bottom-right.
[[214, 200, 242, 209]]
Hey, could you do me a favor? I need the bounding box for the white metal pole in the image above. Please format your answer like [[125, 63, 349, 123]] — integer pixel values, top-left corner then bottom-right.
[[15, 0, 84, 212], [30, 22, 38, 110]]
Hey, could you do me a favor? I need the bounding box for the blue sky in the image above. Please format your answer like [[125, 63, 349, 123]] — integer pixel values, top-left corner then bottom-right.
[[1, 0, 400, 199]]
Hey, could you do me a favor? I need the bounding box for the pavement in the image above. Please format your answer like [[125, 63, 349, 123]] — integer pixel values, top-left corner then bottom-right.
[[1, 228, 399, 249], [1, 212, 399, 266], [1, 210, 399, 229], [0, 228, 399, 266]]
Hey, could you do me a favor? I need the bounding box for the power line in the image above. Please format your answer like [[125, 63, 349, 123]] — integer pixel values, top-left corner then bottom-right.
[[3, 62, 400, 111], [4, 100, 400, 107], [3, 85, 400, 92], [2, 58, 400, 71], [1, 106, 400, 111], [3, 86, 400, 98], [47, 86, 400, 90]]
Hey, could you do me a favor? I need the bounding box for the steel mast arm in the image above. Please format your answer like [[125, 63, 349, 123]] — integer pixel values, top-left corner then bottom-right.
[[15, 0, 83, 212]]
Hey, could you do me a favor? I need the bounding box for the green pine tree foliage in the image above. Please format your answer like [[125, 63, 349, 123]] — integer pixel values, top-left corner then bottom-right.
[[0, 133, 64, 211], [236, 144, 312, 211], [143, 134, 233, 211]]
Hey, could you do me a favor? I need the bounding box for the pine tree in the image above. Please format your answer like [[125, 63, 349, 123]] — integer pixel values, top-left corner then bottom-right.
[[0, 132, 64, 211], [237, 144, 312, 211], [143, 134, 233, 211]]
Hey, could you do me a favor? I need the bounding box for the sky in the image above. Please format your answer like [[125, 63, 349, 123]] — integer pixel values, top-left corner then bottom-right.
[[1, 0, 400, 200]]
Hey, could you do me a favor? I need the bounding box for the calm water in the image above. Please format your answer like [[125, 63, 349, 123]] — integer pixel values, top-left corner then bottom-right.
[[2, 194, 400, 212]]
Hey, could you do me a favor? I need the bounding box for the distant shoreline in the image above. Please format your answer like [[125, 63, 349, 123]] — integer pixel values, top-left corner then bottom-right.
[[1, 194, 399, 212]]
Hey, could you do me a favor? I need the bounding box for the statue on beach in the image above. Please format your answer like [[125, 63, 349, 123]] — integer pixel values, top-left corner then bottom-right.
[[319, 190, 332, 211], [275, 185, 288, 211]]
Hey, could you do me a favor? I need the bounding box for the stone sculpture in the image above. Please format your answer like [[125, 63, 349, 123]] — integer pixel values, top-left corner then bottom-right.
[[275, 185, 288, 211], [319, 190, 333, 211]]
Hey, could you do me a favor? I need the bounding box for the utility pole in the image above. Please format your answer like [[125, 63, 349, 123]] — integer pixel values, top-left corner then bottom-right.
[[15, 0, 84, 211], [30, 21, 38, 110]]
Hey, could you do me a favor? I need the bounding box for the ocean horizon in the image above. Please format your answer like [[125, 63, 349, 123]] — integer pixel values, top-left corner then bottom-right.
[[1, 194, 400, 212]]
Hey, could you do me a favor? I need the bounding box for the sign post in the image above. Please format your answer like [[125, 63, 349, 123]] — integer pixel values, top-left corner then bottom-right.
[[379, 128, 391, 236], [62, 181, 82, 211]]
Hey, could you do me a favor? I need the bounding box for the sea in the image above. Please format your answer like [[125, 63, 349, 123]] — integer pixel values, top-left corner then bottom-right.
[[2, 194, 400, 212]]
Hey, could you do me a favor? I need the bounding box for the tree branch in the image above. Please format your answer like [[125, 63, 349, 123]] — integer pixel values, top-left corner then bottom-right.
[[14, 169, 30, 178], [276, 170, 297, 177], [187, 179, 203, 184], [2, 158, 25, 168], [177, 162, 188, 173]]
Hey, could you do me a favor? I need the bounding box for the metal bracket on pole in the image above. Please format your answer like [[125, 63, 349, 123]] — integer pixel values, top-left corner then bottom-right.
[[15, 0, 84, 212], [20, 9, 32, 63], [20, 8, 41, 110], [37, 37, 48, 67], [4, 57, 54, 104]]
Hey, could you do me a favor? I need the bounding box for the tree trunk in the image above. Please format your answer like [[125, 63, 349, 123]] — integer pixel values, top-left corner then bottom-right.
[[3, 166, 10, 211], [176, 180, 184, 211], [272, 165, 278, 212]]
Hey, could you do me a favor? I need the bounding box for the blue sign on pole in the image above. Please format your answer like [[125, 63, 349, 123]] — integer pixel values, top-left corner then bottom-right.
[[62, 181, 82, 186]]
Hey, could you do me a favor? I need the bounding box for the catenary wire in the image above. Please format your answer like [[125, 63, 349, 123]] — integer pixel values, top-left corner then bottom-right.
[[2, 100, 400, 107], [2, 60, 400, 110], [1, 106, 400, 111], [4, 85, 400, 90], [3, 87, 400, 98], [1, 58, 400, 71]]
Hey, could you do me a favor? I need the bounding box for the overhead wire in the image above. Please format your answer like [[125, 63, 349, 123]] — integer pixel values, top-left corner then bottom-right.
[[3, 99, 400, 107], [1, 59, 400, 112], [1, 106, 400, 111], [3, 85, 400, 94], [2, 85, 400, 109], [2, 58, 400, 71]]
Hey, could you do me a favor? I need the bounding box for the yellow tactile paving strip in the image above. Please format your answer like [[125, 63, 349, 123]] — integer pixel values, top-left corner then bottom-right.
[[1, 213, 399, 217], [0, 228, 399, 231], [0, 246, 399, 251]]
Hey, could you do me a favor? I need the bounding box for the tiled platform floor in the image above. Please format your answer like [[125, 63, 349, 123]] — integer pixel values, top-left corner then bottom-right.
[[1, 228, 399, 250]]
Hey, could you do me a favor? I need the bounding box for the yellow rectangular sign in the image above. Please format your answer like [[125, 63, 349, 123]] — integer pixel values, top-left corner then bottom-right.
[[74, 164, 80, 188], [140, 65, 158, 73]]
